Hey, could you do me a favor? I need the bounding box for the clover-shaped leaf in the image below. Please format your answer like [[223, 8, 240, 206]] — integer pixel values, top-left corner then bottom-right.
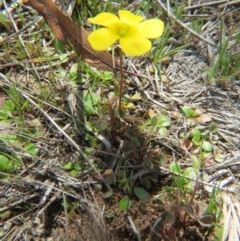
[[198, 215, 213, 227], [182, 106, 193, 118], [134, 187, 151, 201], [202, 141, 213, 152], [119, 198, 132, 211]]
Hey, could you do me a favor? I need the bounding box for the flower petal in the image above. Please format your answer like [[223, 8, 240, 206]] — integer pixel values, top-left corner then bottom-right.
[[138, 19, 164, 39], [120, 34, 151, 56], [88, 28, 119, 51], [88, 12, 120, 28], [118, 10, 144, 25]]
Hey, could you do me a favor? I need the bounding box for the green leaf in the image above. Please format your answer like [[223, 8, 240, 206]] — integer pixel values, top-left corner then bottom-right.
[[73, 163, 82, 171], [214, 153, 225, 163], [94, 183, 102, 192], [153, 198, 165, 210], [0, 134, 18, 143], [192, 136, 201, 146], [183, 167, 196, 179], [83, 91, 100, 115], [70, 169, 79, 177], [202, 141, 213, 152], [100, 71, 113, 81], [102, 190, 113, 199], [24, 143, 38, 156], [0, 110, 8, 120], [158, 116, 171, 127], [209, 124, 217, 132], [161, 210, 176, 225], [0, 155, 9, 172], [3, 100, 15, 112], [95, 119, 108, 130], [198, 215, 213, 227], [131, 137, 141, 148], [184, 203, 196, 219], [181, 106, 193, 118], [68, 72, 78, 82], [134, 187, 151, 201], [212, 225, 223, 240], [53, 39, 65, 53], [192, 156, 201, 170], [192, 108, 202, 117], [113, 78, 120, 96], [170, 162, 182, 174], [69, 63, 78, 74], [62, 162, 74, 170], [0, 173, 10, 181], [140, 178, 151, 189], [158, 127, 168, 136], [123, 94, 130, 102], [119, 198, 132, 211], [191, 129, 201, 141], [151, 116, 158, 128]]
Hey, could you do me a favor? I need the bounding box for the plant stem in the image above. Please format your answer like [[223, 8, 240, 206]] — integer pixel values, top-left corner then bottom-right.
[[190, 172, 199, 205], [108, 98, 115, 139], [119, 49, 124, 109]]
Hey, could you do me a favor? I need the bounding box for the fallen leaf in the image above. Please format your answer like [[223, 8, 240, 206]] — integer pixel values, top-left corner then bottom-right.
[[129, 93, 142, 102], [161, 74, 169, 83], [148, 109, 156, 118], [181, 139, 193, 150], [23, 0, 118, 70], [191, 114, 212, 123], [192, 108, 203, 117], [160, 56, 171, 65], [121, 102, 135, 110]]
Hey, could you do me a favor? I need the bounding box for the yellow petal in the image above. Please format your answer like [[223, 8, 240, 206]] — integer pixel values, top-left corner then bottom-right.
[[138, 19, 164, 39], [88, 28, 119, 51], [118, 10, 144, 25], [120, 34, 151, 56], [88, 12, 120, 28]]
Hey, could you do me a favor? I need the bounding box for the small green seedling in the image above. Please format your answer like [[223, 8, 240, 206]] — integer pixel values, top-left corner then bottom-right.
[[119, 197, 133, 211], [141, 113, 171, 136], [62, 162, 83, 177]]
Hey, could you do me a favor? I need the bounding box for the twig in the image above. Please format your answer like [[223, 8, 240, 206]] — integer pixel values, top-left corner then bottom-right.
[[184, 0, 228, 10], [36, 191, 60, 217], [128, 216, 141, 241], [62, 193, 70, 241], [0, 194, 39, 212]]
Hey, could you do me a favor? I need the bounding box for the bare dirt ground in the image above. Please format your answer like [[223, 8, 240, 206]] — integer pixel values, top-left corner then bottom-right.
[[0, 0, 240, 240]]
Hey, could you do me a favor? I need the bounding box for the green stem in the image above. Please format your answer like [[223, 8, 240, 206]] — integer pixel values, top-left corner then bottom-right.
[[119, 50, 124, 109]]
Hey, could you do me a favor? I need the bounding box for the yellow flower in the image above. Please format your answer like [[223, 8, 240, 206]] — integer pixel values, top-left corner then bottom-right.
[[88, 10, 164, 56]]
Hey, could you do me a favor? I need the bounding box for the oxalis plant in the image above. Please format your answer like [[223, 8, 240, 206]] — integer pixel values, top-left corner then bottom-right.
[[87, 10, 165, 206]]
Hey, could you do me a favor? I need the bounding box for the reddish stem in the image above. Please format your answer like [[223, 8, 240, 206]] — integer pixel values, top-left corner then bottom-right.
[[118, 50, 124, 109]]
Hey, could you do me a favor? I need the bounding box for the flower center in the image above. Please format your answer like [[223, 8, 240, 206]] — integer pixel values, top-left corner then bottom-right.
[[118, 23, 132, 38]]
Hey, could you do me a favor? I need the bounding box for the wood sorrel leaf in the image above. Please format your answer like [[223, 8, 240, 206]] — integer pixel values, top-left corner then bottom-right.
[[134, 187, 151, 201]]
